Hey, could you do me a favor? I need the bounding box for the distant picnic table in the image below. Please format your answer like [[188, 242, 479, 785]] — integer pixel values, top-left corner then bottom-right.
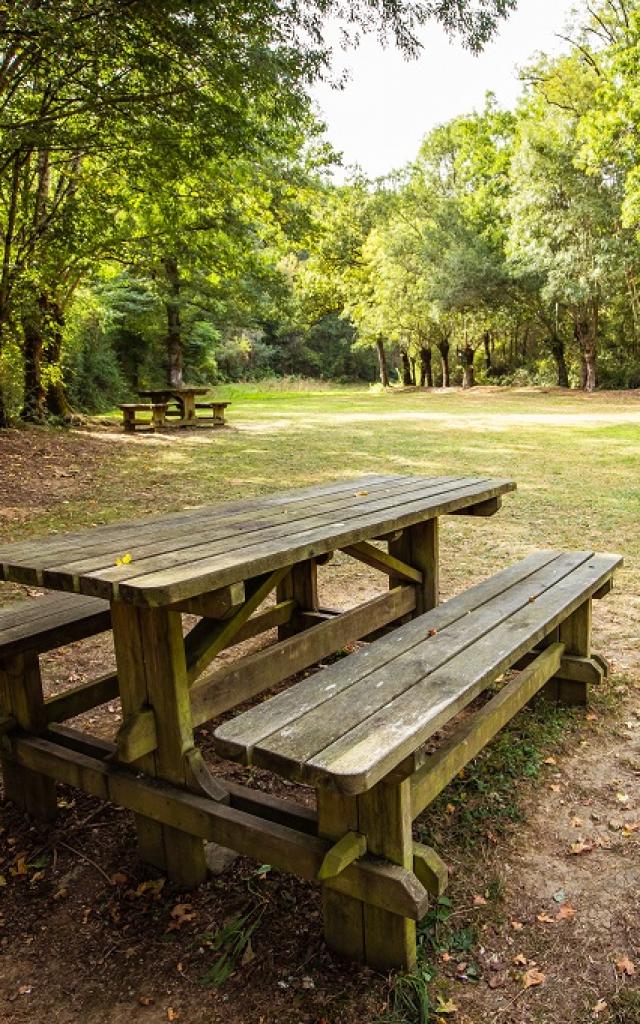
[[0, 474, 621, 972], [137, 385, 208, 426]]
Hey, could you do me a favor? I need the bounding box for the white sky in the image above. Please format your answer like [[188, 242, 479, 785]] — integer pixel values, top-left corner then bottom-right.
[[310, 0, 579, 179]]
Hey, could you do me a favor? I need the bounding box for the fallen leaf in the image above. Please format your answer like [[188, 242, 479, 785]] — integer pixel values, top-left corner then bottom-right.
[[428, 628, 438, 637], [536, 913, 555, 924], [139, 996, 155, 1006], [571, 816, 584, 827], [522, 968, 546, 989], [445, 803, 456, 815], [550, 784, 561, 793], [616, 955, 635, 976], [488, 972, 507, 990], [241, 940, 256, 965], [167, 1010, 179, 1022], [622, 822, 640, 837], [592, 999, 607, 1017], [513, 953, 527, 966], [511, 920, 524, 931], [616, 792, 629, 805], [586, 713, 598, 721], [134, 878, 165, 899], [440, 951, 452, 962], [556, 904, 577, 921], [544, 757, 557, 766], [569, 839, 593, 855], [111, 872, 128, 886], [434, 997, 458, 1014], [115, 552, 133, 566], [473, 894, 487, 906], [355, 490, 369, 496]]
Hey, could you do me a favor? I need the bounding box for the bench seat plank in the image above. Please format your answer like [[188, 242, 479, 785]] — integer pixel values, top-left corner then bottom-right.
[[214, 551, 621, 794], [0, 594, 111, 658]]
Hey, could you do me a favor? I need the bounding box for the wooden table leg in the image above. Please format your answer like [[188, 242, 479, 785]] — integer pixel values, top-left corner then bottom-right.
[[0, 652, 57, 820], [276, 560, 319, 639], [389, 518, 439, 615], [111, 601, 207, 886], [358, 777, 416, 971], [556, 599, 592, 705], [316, 789, 365, 961]]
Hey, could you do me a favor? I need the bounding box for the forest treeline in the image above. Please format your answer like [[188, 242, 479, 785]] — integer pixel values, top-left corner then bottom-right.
[[1, 1, 639, 423]]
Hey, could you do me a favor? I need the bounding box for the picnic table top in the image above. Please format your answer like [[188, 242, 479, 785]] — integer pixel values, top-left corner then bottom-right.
[[138, 386, 209, 398], [0, 474, 515, 607]]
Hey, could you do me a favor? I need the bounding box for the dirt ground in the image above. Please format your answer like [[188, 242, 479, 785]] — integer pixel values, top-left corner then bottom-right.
[[0, 412, 639, 1024]]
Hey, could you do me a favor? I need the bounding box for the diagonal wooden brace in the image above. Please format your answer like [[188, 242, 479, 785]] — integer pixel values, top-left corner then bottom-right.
[[341, 541, 423, 583], [185, 566, 291, 684], [317, 830, 367, 880]]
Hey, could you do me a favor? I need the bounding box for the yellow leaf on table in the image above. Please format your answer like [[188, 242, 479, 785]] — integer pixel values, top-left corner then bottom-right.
[[115, 552, 133, 566], [522, 968, 546, 989], [616, 955, 635, 976]]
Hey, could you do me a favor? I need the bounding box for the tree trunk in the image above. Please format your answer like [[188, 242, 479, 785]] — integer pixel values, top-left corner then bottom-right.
[[401, 350, 412, 387], [462, 345, 475, 389], [549, 333, 569, 388], [483, 331, 491, 372], [419, 346, 433, 388], [164, 256, 183, 387], [437, 339, 450, 387], [409, 356, 417, 386], [574, 317, 597, 392], [21, 302, 47, 421], [44, 298, 75, 420], [0, 326, 8, 427], [375, 337, 389, 387]]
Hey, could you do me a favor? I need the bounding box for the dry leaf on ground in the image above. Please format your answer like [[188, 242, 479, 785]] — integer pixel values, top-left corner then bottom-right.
[[616, 955, 635, 976], [522, 968, 546, 989]]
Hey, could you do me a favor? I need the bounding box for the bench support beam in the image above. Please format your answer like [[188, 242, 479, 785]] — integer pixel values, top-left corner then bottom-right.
[[410, 642, 565, 818]]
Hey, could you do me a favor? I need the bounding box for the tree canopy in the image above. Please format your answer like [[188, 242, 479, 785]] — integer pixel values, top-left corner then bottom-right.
[[3, 0, 640, 421]]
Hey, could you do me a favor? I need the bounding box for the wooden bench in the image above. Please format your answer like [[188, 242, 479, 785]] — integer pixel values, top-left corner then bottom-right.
[[214, 549, 621, 971], [194, 400, 230, 426], [0, 593, 111, 817], [119, 403, 167, 433]]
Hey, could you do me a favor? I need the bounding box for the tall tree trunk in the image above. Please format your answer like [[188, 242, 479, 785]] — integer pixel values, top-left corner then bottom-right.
[[375, 337, 389, 387], [164, 256, 183, 387], [483, 331, 492, 372], [0, 327, 8, 427], [437, 339, 450, 387], [549, 333, 569, 388], [462, 344, 475, 389], [21, 302, 46, 421], [419, 346, 433, 388], [401, 350, 412, 387], [409, 356, 417, 386], [44, 298, 75, 420], [574, 317, 597, 392]]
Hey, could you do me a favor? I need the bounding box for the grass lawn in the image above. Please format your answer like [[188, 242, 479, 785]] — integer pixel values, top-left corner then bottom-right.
[[1, 385, 639, 1024]]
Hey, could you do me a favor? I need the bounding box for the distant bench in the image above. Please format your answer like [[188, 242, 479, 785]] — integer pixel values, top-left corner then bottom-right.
[[214, 549, 621, 971], [194, 401, 230, 426], [119, 403, 167, 433]]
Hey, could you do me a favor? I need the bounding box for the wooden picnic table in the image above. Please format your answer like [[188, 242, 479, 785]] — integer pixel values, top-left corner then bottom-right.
[[137, 385, 209, 425], [0, 473, 515, 892]]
